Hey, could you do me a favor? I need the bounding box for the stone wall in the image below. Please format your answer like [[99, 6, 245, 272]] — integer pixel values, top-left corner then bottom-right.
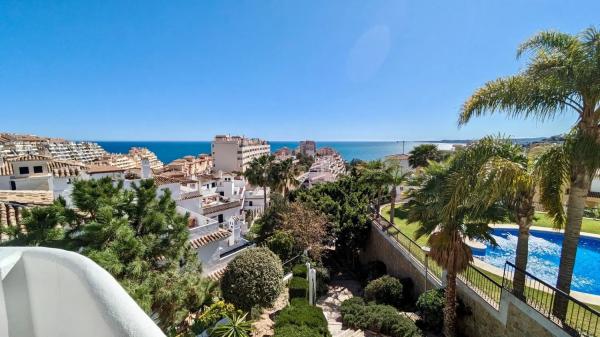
[[360, 225, 568, 337]]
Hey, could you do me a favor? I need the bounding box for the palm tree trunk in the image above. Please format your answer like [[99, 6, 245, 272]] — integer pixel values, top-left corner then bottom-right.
[[376, 190, 381, 219], [552, 167, 592, 320], [513, 197, 534, 299], [444, 271, 457, 337], [513, 221, 531, 299], [390, 187, 396, 224]]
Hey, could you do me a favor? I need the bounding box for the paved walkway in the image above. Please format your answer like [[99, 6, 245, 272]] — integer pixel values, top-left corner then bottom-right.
[[316, 275, 372, 337]]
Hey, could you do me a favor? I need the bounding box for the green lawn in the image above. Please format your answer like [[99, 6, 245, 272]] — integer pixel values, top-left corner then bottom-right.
[[380, 205, 429, 246], [533, 212, 600, 235]]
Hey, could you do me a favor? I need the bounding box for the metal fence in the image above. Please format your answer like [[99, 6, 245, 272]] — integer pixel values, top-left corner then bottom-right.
[[372, 215, 502, 308], [503, 261, 600, 337], [459, 264, 502, 309]]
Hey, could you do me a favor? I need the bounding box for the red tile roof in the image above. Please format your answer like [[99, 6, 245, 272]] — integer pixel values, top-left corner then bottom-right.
[[207, 267, 227, 281], [189, 228, 231, 249]]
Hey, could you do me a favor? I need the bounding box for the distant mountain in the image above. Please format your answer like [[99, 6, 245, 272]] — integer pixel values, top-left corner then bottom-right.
[[422, 135, 564, 146]]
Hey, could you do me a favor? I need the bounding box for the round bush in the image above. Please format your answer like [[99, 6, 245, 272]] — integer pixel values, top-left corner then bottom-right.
[[364, 275, 403, 307], [221, 247, 284, 311], [416, 289, 445, 331]]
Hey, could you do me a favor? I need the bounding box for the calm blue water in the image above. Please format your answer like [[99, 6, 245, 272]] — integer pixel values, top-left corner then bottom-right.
[[476, 229, 600, 295], [96, 141, 460, 164]]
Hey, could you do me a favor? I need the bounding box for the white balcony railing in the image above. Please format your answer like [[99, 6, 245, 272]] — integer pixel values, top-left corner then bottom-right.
[[0, 247, 165, 337]]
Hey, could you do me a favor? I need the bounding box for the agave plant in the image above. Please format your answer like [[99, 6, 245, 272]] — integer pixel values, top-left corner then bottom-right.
[[208, 313, 252, 337]]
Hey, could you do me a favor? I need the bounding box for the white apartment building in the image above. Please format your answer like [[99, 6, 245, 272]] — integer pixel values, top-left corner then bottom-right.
[[212, 135, 270, 173], [0, 133, 107, 163]]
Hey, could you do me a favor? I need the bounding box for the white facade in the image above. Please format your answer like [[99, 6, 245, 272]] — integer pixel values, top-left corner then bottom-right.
[[212, 135, 270, 173], [0, 247, 164, 337]]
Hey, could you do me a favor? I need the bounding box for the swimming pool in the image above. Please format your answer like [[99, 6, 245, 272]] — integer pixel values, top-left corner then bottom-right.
[[474, 228, 600, 295]]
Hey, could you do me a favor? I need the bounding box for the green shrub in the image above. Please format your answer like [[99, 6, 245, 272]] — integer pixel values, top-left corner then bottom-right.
[[274, 325, 323, 337], [191, 301, 238, 334], [274, 298, 330, 337], [364, 275, 403, 307], [221, 247, 284, 311], [416, 289, 444, 331], [339, 298, 422, 337], [288, 276, 308, 299], [292, 264, 308, 278], [267, 230, 296, 261]]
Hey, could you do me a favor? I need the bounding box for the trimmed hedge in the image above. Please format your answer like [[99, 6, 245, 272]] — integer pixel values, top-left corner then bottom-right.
[[340, 297, 422, 337], [221, 247, 284, 311], [416, 289, 444, 331], [292, 264, 308, 278], [274, 298, 330, 337], [289, 276, 308, 299], [274, 325, 323, 337], [364, 275, 404, 307]]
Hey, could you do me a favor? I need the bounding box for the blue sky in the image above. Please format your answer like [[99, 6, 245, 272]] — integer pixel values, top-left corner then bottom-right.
[[0, 1, 596, 141]]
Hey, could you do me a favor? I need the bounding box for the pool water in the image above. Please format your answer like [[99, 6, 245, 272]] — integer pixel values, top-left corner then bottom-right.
[[474, 228, 600, 295]]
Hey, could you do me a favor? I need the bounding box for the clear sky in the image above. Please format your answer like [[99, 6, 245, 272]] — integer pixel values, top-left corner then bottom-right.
[[0, 1, 597, 141]]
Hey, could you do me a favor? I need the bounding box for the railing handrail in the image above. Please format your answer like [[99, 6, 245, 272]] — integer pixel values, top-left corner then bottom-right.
[[504, 261, 600, 316], [465, 264, 502, 288]]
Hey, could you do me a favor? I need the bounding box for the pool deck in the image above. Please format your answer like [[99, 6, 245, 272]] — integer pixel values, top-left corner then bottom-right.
[[476, 224, 600, 306]]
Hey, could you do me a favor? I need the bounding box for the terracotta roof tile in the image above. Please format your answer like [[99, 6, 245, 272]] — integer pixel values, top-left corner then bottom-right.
[[189, 228, 231, 249], [0, 191, 54, 205], [207, 267, 227, 281]]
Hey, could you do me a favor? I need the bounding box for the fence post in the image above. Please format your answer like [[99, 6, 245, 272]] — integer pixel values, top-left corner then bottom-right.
[[308, 268, 317, 305], [441, 269, 447, 287]]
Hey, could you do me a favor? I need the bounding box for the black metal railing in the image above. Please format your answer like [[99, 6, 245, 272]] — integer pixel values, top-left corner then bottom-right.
[[282, 253, 306, 274], [503, 261, 600, 336], [372, 214, 502, 308], [459, 264, 502, 309]]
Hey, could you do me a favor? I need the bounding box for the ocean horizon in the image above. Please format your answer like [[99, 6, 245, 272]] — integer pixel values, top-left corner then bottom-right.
[[96, 140, 461, 164]]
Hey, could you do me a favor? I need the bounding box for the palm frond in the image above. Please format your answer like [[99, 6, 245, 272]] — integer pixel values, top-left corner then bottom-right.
[[533, 144, 570, 229], [459, 75, 578, 125]]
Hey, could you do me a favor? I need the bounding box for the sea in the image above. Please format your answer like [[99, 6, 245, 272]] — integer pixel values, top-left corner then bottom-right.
[[96, 141, 463, 164]]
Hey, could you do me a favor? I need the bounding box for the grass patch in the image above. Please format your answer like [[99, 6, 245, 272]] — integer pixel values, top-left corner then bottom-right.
[[533, 212, 600, 235], [380, 205, 429, 246]]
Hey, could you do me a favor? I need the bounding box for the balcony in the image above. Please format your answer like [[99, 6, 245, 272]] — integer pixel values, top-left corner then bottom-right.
[[0, 247, 164, 337]]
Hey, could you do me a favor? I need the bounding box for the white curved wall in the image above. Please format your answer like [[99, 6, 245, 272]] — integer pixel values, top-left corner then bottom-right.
[[0, 247, 165, 337]]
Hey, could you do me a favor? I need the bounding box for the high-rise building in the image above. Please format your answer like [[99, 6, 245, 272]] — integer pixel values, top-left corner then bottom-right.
[[297, 140, 316, 157], [212, 135, 270, 172]]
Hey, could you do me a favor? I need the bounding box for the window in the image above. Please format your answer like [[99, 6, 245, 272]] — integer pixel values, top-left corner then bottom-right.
[[19, 167, 29, 175], [249, 201, 253, 206], [218, 214, 224, 223], [211, 182, 216, 188], [10, 181, 16, 190], [33, 166, 43, 173], [219, 191, 224, 196]]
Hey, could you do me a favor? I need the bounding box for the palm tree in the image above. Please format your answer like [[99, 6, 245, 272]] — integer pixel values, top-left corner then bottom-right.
[[458, 137, 565, 297], [272, 158, 299, 197], [244, 155, 275, 208], [459, 27, 600, 318], [359, 160, 388, 218], [383, 157, 409, 224], [408, 144, 441, 168], [407, 160, 503, 337]]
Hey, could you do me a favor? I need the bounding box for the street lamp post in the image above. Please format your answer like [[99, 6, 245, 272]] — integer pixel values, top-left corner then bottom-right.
[[422, 246, 431, 292]]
